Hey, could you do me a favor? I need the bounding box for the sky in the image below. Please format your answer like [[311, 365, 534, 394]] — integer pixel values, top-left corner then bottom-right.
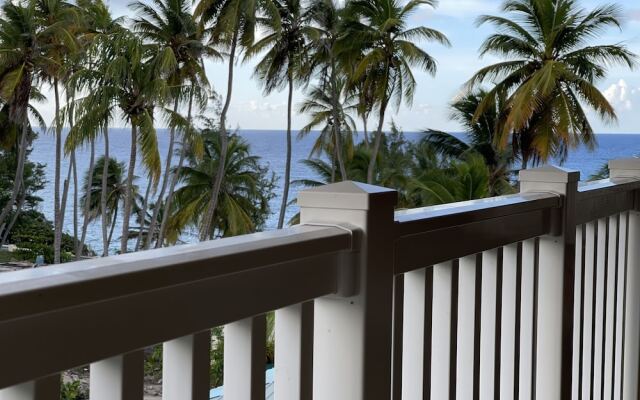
[[46, 0, 640, 133]]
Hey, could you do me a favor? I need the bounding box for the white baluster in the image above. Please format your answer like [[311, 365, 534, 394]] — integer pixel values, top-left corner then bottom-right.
[[500, 244, 518, 400], [456, 255, 476, 400], [90, 351, 144, 400], [401, 267, 429, 400], [430, 261, 453, 400], [274, 302, 313, 400], [479, 249, 498, 400], [224, 315, 266, 400], [162, 331, 210, 400], [0, 375, 60, 400]]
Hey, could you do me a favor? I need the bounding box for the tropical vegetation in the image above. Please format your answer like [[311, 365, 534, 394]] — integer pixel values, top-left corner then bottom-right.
[[0, 0, 635, 395]]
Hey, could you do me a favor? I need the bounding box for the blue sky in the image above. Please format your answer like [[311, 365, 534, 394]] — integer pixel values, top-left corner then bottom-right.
[[89, 0, 640, 132]]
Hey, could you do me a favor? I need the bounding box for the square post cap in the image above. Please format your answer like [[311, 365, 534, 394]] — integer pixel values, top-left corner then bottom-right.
[[519, 165, 580, 184], [609, 157, 640, 171], [297, 181, 398, 211]]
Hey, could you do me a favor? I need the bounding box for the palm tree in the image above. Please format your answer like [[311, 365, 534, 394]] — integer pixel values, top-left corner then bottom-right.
[[306, 0, 351, 179], [340, 0, 449, 183], [246, 0, 310, 229], [422, 89, 514, 195], [408, 153, 492, 206], [0, 1, 53, 239], [131, 0, 215, 249], [74, 0, 124, 257], [80, 156, 135, 255], [35, 0, 80, 264], [195, 0, 268, 241], [66, 31, 167, 254], [298, 77, 358, 182], [169, 130, 275, 242], [468, 0, 637, 167]]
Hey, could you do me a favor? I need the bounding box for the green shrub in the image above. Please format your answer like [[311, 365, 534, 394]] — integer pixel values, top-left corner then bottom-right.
[[60, 380, 86, 400]]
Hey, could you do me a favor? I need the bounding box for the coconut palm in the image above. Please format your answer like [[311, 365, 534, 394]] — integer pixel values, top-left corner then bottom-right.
[[408, 153, 492, 206], [422, 89, 514, 195], [131, 0, 215, 249], [66, 31, 167, 254], [169, 129, 275, 242], [305, 0, 352, 179], [245, 0, 310, 229], [468, 0, 637, 167], [340, 0, 449, 183], [35, 0, 80, 263], [298, 77, 358, 182], [195, 0, 269, 241], [80, 156, 136, 255], [0, 1, 57, 239], [75, 0, 125, 257]]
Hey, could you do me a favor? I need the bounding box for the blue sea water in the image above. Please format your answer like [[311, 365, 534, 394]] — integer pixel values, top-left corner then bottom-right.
[[29, 130, 640, 255]]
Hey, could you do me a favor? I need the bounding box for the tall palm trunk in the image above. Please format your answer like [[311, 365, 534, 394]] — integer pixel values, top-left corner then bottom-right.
[[1, 191, 25, 245], [60, 152, 75, 260], [330, 61, 347, 180], [367, 67, 390, 184], [146, 98, 179, 249], [277, 75, 294, 229], [367, 100, 388, 184], [101, 124, 110, 257], [0, 121, 28, 236], [78, 138, 95, 260], [135, 178, 153, 251], [72, 150, 79, 255], [121, 124, 138, 253], [200, 29, 238, 241], [107, 204, 118, 249], [53, 79, 63, 264], [362, 115, 369, 148]]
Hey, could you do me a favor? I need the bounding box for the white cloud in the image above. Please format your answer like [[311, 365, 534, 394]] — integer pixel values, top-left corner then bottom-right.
[[603, 79, 638, 111], [245, 100, 286, 112], [432, 0, 501, 17], [416, 103, 433, 114]]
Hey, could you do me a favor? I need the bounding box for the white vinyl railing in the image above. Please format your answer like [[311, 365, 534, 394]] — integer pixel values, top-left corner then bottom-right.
[[1, 158, 640, 400]]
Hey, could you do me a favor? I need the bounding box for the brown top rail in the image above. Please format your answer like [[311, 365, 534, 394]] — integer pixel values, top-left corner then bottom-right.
[[393, 193, 561, 274]]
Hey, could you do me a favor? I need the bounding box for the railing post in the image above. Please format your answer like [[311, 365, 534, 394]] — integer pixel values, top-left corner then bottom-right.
[[609, 158, 640, 400], [298, 181, 398, 400], [519, 166, 579, 400], [0, 375, 60, 400]]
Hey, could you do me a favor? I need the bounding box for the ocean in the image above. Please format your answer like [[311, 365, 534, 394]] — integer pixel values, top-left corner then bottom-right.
[[29, 129, 640, 255]]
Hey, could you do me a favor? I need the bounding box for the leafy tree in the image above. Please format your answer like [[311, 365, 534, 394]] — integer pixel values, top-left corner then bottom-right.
[[468, 0, 637, 167], [35, 0, 80, 264], [131, 0, 214, 249], [170, 130, 276, 242], [245, 0, 310, 229], [195, 0, 267, 241], [298, 77, 358, 182], [340, 0, 449, 183], [80, 156, 137, 256], [408, 153, 492, 206], [0, 0, 51, 238], [423, 89, 514, 195], [305, 0, 351, 178], [66, 31, 168, 253]]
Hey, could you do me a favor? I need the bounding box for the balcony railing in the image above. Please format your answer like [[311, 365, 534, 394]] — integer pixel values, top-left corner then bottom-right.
[[1, 158, 640, 400]]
